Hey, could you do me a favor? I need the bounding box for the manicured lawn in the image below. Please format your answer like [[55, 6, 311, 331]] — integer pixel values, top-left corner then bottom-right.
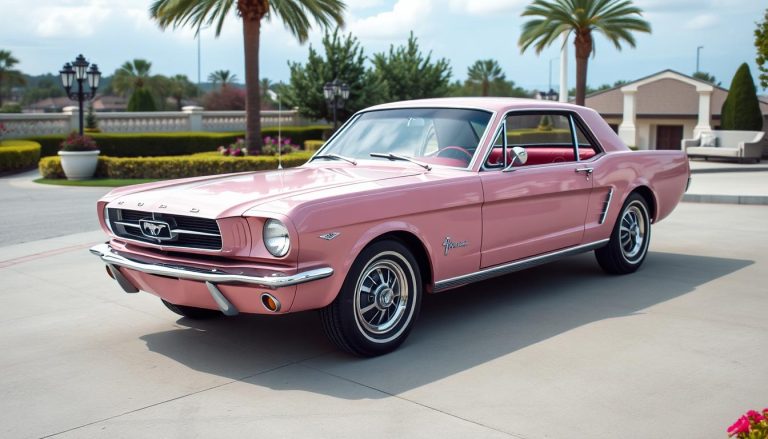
[[34, 178, 159, 187]]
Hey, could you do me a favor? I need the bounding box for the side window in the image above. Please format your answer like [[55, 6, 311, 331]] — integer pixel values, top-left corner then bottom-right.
[[574, 121, 600, 161], [506, 113, 576, 165]]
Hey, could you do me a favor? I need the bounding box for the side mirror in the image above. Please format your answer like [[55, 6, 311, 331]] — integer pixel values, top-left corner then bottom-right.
[[502, 146, 528, 172]]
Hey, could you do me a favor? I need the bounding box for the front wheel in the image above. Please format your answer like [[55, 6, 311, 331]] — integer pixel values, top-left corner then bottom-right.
[[595, 193, 651, 274], [320, 240, 422, 357]]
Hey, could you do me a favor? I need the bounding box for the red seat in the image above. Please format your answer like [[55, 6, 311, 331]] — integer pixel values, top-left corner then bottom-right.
[[488, 147, 595, 166]]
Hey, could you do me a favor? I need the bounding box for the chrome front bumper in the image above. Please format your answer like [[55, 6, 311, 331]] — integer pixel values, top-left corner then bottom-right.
[[89, 243, 334, 290]]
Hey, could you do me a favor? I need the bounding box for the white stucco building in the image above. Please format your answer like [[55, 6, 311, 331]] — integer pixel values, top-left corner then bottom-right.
[[585, 70, 768, 150]]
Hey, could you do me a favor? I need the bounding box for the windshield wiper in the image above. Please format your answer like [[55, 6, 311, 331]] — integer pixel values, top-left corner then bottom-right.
[[313, 153, 357, 165], [369, 152, 431, 171]]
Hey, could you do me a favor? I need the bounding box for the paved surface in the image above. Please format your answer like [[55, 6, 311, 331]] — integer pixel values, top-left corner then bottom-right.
[[0, 170, 111, 246], [1, 201, 767, 438], [686, 159, 768, 204]]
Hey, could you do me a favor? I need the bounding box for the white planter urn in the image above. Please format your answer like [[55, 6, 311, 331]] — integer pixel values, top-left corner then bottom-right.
[[58, 150, 100, 180]]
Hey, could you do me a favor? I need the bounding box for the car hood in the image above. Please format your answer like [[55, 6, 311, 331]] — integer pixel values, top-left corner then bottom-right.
[[104, 165, 424, 218]]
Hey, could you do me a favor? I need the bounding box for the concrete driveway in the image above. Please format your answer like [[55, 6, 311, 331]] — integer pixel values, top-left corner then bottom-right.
[[1, 202, 766, 438]]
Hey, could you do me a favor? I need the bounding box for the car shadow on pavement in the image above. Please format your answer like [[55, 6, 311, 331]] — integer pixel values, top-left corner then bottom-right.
[[139, 250, 751, 398]]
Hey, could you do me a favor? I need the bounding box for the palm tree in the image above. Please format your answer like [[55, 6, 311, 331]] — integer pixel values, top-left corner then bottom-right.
[[208, 69, 238, 88], [112, 59, 158, 111], [0, 50, 25, 107], [167, 74, 199, 109], [519, 0, 651, 106], [150, 0, 346, 154], [467, 59, 505, 96], [112, 59, 155, 96]]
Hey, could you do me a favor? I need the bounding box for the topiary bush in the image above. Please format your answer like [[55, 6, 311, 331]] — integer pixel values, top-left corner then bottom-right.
[[0, 140, 42, 172], [127, 88, 157, 112], [304, 140, 325, 151], [721, 63, 763, 131], [39, 151, 313, 180], [27, 126, 329, 157]]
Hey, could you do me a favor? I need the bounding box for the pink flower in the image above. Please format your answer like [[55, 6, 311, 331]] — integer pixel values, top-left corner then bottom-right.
[[747, 410, 765, 423], [728, 416, 751, 436]]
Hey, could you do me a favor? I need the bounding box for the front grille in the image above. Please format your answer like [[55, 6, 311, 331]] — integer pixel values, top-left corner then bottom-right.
[[107, 208, 222, 250]]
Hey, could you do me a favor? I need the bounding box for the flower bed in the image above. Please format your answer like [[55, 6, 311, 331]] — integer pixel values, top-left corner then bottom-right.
[[39, 151, 313, 179], [26, 126, 329, 157]]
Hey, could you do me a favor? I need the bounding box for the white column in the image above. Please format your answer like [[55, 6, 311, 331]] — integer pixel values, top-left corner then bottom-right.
[[559, 32, 568, 102], [183, 106, 204, 131], [618, 90, 637, 148], [693, 90, 712, 139], [62, 106, 79, 133]]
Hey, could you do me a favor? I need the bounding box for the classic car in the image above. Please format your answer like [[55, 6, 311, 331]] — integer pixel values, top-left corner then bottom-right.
[[91, 98, 690, 356]]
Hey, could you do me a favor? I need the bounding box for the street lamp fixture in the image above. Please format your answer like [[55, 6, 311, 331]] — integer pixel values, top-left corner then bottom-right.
[[59, 54, 101, 136], [537, 89, 558, 101], [323, 78, 350, 130]]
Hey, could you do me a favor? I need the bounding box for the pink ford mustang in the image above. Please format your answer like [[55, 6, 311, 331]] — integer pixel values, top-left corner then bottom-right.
[[91, 98, 690, 356]]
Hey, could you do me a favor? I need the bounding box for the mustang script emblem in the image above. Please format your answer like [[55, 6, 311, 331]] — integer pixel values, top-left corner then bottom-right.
[[443, 237, 468, 256], [139, 219, 173, 240]]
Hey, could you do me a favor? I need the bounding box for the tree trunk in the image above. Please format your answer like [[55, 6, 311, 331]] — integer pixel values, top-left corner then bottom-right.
[[243, 18, 262, 154], [573, 30, 593, 106]]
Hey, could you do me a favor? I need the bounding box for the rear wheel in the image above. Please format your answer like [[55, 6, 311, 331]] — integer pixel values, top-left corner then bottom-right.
[[162, 299, 221, 319], [320, 240, 422, 357], [595, 193, 651, 274]]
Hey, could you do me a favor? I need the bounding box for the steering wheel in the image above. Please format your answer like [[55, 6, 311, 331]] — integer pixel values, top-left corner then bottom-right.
[[436, 146, 473, 163]]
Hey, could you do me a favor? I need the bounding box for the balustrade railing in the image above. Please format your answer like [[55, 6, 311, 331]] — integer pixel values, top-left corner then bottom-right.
[[0, 106, 305, 139]]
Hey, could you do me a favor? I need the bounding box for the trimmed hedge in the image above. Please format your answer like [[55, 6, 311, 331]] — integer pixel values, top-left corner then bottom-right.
[[0, 140, 42, 172], [28, 126, 330, 158], [305, 140, 325, 152], [39, 151, 313, 180]]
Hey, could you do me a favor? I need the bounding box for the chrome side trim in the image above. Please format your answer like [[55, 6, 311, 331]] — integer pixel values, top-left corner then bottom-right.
[[433, 239, 610, 292], [599, 188, 614, 225], [89, 243, 333, 289]]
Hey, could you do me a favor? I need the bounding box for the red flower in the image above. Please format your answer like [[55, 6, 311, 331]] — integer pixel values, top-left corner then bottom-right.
[[747, 410, 765, 423], [728, 416, 751, 436]]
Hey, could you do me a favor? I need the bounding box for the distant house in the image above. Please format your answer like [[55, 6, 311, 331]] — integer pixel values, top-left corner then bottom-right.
[[585, 70, 768, 150], [27, 94, 127, 113], [92, 95, 127, 112]]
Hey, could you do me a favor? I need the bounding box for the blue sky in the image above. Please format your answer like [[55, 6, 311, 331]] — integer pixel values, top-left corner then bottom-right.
[[0, 0, 764, 91]]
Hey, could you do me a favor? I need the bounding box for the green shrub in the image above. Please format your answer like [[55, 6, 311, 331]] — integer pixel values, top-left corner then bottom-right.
[[27, 126, 329, 158], [0, 140, 42, 172], [39, 151, 313, 180], [721, 63, 763, 130], [305, 140, 325, 152], [261, 126, 329, 148], [127, 88, 157, 111]]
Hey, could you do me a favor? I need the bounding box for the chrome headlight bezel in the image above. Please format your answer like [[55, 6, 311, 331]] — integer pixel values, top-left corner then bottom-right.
[[263, 219, 291, 257]]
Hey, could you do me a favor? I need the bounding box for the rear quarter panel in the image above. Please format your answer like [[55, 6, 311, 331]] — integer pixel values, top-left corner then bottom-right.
[[583, 150, 689, 244]]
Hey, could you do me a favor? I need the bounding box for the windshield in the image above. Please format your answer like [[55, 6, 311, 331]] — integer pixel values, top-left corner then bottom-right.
[[315, 108, 493, 169]]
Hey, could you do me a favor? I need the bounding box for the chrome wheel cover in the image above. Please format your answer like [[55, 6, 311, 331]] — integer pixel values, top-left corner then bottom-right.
[[353, 251, 414, 342], [620, 201, 647, 262]]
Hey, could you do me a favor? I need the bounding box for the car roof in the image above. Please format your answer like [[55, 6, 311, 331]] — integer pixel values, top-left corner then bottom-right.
[[364, 97, 586, 114]]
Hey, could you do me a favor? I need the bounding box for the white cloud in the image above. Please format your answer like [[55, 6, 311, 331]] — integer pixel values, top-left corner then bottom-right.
[[35, 1, 111, 37], [448, 0, 527, 16], [685, 13, 718, 30], [348, 0, 433, 40]]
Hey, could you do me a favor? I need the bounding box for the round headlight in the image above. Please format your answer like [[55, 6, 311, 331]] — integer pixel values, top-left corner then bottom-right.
[[263, 219, 290, 257]]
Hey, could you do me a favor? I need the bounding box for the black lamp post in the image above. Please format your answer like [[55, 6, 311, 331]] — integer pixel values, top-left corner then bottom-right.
[[537, 88, 559, 101], [60, 54, 101, 136], [323, 78, 350, 130]]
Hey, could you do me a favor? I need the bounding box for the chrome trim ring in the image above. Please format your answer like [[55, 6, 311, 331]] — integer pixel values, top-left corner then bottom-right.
[[353, 251, 416, 343], [620, 201, 647, 262]]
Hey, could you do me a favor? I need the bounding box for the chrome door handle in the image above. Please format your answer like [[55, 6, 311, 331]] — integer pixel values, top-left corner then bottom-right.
[[575, 167, 594, 174]]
